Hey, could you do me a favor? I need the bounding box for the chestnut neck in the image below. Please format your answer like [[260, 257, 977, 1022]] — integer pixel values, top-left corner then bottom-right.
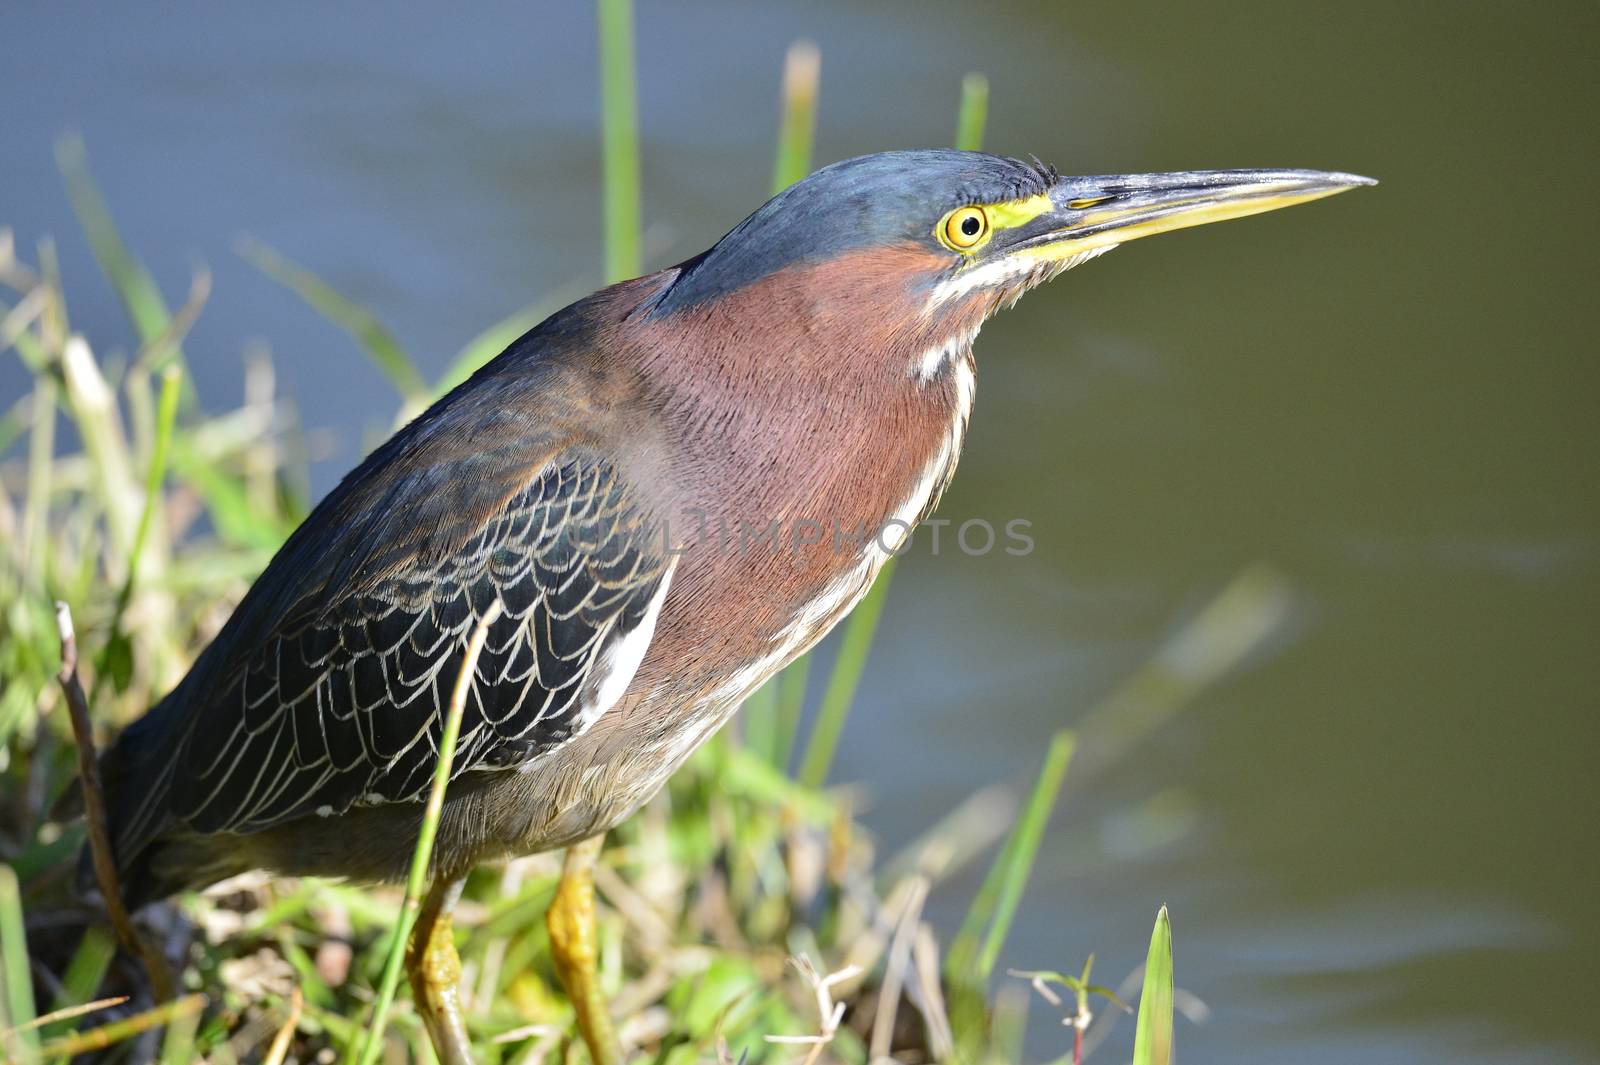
[[624, 242, 977, 564]]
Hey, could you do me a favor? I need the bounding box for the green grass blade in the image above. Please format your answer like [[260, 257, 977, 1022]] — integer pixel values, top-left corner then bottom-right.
[[949, 833, 1014, 983], [167, 445, 293, 550], [719, 745, 837, 823], [943, 729, 1075, 985], [972, 730, 1074, 981], [95, 362, 182, 695], [0, 399, 28, 460], [796, 558, 896, 788], [21, 376, 56, 592], [37, 237, 68, 346], [2, 291, 53, 375], [1132, 907, 1174, 1065], [987, 983, 1028, 1065], [0, 864, 39, 1061], [598, 0, 641, 283], [55, 136, 186, 368], [955, 73, 989, 152], [156, 996, 201, 1065], [239, 238, 427, 405], [51, 926, 116, 1020], [354, 602, 501, 1065], [771, 40, 821, 193], [133, 363, 182, 571]]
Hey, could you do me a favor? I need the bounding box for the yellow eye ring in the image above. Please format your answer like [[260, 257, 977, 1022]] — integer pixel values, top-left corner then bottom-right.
[[939, 206, 991, 252]]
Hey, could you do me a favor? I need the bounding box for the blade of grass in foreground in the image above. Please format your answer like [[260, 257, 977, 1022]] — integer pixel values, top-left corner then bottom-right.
[[239, 238, 428, 406], [796, 557, 896, 788], [946, 729, 1075, 983], [1132, 907, 1174, 1065], [974, 730, 1075, 980], [354, 602, 501, 1065], [598, 0, 641, 284]]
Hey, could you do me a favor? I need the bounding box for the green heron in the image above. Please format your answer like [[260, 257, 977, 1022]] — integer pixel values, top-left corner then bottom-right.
[[85, 150, 1370, 1063]]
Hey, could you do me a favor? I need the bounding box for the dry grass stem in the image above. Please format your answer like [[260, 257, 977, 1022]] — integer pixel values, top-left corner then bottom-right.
[[869, 876, 928, 1060], [0, 994, 127, 1038], [53, 601, 177, 1002], [765, 956, 861, 1065], [259, 985, 303, 1065], [911, 926, 954, 1059], [37, 993, 206, 1058]]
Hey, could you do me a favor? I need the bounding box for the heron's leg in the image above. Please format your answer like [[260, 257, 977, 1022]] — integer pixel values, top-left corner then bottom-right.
[[547, 834, 622, 1065], [409, 874, 474, 1065]]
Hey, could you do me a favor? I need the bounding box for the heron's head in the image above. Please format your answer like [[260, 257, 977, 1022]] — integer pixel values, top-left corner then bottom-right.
[[648, 149, 1374, 378]]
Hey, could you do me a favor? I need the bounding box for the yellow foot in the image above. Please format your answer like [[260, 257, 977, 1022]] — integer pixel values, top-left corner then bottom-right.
[[409, 877, 475, 1065], [547, 835, 623, 1065]]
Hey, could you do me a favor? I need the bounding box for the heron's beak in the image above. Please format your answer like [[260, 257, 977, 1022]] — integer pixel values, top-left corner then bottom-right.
[[1017, 169, 1376, 260]]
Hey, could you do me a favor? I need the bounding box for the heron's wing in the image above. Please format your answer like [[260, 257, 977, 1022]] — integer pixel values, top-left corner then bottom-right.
[[162, 446, 671, 836]]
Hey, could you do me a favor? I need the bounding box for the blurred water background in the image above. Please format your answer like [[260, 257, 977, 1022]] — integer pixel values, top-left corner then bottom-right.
[[3, 2, 1596, 1061]]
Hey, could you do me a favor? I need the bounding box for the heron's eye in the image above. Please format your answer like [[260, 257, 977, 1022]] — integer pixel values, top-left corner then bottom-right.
[[939, 206, 991, 252]]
